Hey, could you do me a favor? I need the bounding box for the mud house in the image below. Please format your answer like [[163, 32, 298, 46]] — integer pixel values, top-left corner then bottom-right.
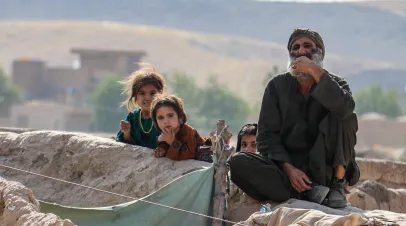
[[11, 48, 146, 104], [3, 48, 147, 132], [357, 113, 406, 148]]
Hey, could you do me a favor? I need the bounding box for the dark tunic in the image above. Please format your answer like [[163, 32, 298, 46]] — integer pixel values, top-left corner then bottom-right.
[[228, 71, 358, 202], [257, 71, 356, 184]]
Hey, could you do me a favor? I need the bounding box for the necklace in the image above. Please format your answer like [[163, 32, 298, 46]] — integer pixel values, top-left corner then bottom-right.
[[139, 110, 153, 134]]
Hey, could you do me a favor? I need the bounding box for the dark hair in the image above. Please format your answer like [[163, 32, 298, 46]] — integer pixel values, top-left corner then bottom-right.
[[236, 123, 258, 152], [150, 94, 187, 131]]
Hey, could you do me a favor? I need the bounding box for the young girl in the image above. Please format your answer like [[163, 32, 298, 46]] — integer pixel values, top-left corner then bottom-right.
[[150, 94, 212, 162], [116, 63, 166, 149], [236, 123, 257, 153]]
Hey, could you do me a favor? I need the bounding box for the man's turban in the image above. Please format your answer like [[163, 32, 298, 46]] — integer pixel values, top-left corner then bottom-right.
[[287, 28, 325, 59]]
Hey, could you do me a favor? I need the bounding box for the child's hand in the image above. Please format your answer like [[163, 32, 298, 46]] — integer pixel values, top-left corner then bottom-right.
[[120, 120, 131, 133], [154, 147, 167, 158], [160, 128, 176, 145]]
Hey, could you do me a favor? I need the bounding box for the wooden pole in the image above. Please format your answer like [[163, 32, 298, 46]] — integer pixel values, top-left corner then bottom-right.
[[210, 120, 233, 226]]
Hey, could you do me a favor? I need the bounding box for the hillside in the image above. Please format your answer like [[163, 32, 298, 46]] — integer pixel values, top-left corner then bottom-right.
[[0, 1, 405, 65], [347, 69, 406, 93], [0, 21, 395, 105], [352, 1, 406, 16], [346, 69, 406, 109]]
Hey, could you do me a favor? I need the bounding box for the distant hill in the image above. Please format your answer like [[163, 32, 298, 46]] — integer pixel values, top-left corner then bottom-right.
[[346, 69, 406, 110], [352, 1, 406, 17], [347, 69, 406, 93], [0, 0, 405, 66], [0, 21, 394, 106]]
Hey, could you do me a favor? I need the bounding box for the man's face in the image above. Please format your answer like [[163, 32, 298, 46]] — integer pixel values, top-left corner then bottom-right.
[[290, 37, 317, 59], [288, 37, 323, 80]]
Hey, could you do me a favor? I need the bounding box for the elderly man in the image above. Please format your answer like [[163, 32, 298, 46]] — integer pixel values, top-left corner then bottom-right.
[[228, 28, 359, 208]]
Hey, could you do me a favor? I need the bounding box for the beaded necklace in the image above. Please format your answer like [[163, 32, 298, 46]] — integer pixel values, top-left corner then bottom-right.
[[139, 110, 153, 134]]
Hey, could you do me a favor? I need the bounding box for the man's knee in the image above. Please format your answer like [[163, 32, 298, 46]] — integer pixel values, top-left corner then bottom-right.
[[273, 190, 291, 203]]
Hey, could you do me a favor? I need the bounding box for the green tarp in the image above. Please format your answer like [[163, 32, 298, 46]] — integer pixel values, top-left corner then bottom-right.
[[40, 166, 214, 226]]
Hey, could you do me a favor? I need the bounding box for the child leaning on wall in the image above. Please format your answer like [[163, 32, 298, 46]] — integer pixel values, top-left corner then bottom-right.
[[116, 63, 166, 149], [150, 94, 213, 162]]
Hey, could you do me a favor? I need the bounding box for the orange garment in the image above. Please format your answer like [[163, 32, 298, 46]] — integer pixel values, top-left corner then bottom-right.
[[155, 124, 212, 161]]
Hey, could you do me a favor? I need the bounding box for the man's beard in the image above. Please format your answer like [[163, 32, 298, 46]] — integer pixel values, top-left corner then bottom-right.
[[287, 48, 324, 81]]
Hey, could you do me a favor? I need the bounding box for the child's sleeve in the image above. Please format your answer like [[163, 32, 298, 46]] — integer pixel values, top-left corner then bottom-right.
[[165, 140, 195, 160], [154, 140, 170, 156], [116, 112, 134, 144], [194, 129, 214, 163]]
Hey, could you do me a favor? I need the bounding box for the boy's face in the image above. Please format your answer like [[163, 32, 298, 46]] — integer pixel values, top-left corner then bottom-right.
[[241, 134, 256, 153]]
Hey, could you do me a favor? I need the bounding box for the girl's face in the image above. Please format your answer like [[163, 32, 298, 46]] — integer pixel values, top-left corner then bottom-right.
[[155, 106, 182, 132], [240, 134, 257, 153], [136, 84, 159, 112]]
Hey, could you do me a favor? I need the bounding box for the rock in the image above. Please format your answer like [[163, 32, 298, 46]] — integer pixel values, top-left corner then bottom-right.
[[232, 199, 406, 226], [0, 176, 74, 226], [356, 158, 406, 188], [233, 205, 404, 226], [348, 180, 406, 213], [0, 131, 212, 207]]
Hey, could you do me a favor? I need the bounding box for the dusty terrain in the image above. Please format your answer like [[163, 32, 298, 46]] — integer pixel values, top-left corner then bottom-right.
[[0, 177, 74, 226], [0, 130, 211, 207], [1, 129, 406, 225]]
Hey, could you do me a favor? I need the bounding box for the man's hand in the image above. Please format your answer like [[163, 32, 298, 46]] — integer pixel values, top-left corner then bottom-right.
[[283, 163, 312, 193], [292, 56, 324, 82]]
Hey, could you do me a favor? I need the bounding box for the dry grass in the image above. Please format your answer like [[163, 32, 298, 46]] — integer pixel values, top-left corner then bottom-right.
[[0, 21, 397, 104]]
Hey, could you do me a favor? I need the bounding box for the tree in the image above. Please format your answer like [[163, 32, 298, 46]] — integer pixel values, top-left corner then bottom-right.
[[168, 72, 204, 129], [0, 69, 21, 117], [90, 75, 127, 133], [263, 65, 282, 86], [354, 84, 404, 118], [198, 76, 250, 132], [91, 72, 251, 134], [167, 73, 250, 133], [250, 66, 284, 116], [404, 135, 406, 147]]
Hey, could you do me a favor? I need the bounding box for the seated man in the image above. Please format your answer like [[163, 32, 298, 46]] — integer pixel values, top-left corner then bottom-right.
[[228, 28, 360, 208]]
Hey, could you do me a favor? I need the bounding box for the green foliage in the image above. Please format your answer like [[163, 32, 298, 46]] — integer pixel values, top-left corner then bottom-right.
[[263, 65, 282, 86], [252, 66, 283, 115], [168, 72, 204, 129], [168, 73, 250, 133], [0, 69, 21, 117], [403, 135, 406, 147], [90, 75, 127, 133], [354, 84, 404, 118], [91, 71, 251, 134]]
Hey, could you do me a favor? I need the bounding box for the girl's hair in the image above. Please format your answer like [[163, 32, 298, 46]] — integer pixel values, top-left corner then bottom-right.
[[121, 62, 166, 112], [150, 94, 187, 131], [236, 123, 258, 152]]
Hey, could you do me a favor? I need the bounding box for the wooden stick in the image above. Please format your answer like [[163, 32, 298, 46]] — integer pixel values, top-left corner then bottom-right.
[[210, 120, 233, 226]]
